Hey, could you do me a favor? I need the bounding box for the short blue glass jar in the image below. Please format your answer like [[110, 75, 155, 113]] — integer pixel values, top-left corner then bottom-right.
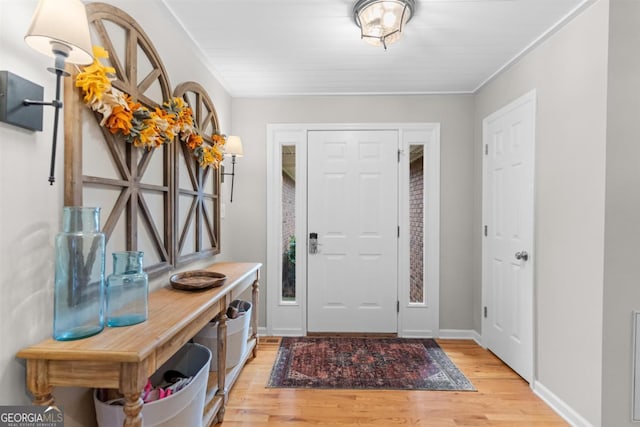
[[106, 251, 148, 327]]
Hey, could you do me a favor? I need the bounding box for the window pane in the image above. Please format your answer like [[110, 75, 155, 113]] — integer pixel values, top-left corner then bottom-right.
[[409, 145, 424, 303], [282, 145, 296, 302]]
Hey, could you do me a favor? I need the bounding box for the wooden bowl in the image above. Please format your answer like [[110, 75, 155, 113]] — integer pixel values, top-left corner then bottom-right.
[[170, 270, 227, 291]]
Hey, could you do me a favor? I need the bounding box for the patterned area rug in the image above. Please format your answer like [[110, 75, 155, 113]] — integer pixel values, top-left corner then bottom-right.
[[267, 337, 475, 391]]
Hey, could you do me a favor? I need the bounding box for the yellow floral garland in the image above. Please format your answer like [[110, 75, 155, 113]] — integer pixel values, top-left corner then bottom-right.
[[75, 46, 225, 168]]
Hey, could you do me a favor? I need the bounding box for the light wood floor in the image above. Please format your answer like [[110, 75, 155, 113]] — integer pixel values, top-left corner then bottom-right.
[[216, 338, 568, 426]]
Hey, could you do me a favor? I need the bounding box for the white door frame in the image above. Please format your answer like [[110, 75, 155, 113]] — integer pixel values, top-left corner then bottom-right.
[[266, 123, 440, 337], [481, 90, 536, 383]]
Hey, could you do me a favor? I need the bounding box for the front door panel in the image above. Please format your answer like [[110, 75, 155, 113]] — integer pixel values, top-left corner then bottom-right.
[[307, 130, 398, 333]]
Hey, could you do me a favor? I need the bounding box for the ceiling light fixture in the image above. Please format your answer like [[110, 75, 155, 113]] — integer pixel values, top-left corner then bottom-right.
[[353, 0, 415, 50]]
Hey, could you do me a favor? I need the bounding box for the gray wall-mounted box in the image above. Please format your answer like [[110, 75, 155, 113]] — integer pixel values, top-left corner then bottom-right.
[[0, 70, 43, 131]]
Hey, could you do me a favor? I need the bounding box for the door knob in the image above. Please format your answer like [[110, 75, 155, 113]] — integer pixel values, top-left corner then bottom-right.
[[515, 251, 529, 261]]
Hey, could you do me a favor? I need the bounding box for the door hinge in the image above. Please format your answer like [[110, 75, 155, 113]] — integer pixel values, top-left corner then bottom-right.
[[397, 225, 400, 238], [485, 144, 488, 155], [484, 225, 488, 237], [484, 306, 488, 318], [398, 149, 401, 162], [397, 301, 400, 313]]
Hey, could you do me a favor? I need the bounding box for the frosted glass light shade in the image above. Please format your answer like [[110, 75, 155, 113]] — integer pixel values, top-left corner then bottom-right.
[[24, 0, 93, 65], [354, 0, 414, 48], [225, 136, 244, 157]]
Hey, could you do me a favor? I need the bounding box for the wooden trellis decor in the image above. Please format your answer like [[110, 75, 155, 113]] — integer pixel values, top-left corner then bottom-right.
[[63, 3, 222, 276]]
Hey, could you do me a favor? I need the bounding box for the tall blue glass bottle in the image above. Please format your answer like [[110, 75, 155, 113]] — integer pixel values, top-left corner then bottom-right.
[[53, 207, 105, 341], [106, 251, 148, 327]]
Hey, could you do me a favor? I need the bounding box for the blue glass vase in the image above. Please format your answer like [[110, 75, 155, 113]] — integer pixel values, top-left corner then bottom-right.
[[106, 251, 148, 327], [53, 207, 105, 341]]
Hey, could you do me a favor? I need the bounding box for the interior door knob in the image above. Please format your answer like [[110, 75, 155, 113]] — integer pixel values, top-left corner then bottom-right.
[[515, 251, 529, 261]]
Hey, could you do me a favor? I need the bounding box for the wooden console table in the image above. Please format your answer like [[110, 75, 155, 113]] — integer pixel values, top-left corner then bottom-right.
[[17, 262, 261, 427]]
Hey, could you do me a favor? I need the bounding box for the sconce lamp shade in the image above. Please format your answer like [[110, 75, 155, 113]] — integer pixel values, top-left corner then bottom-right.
[[24, 0, 93, 65], [225, 135, 244, 157], [353, 0, 415, 49]]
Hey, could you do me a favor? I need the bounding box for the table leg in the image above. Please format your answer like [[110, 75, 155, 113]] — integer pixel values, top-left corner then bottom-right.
[[122, 393, 143, 427], [120, 362, 147, 427], [216, 298, 229, 422], [33, 393, 55, 407], [27, 360, 55, 406], [251, 275, 260, 357]]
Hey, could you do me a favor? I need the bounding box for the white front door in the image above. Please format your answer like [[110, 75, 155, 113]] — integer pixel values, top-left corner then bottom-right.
[[483, 91, 536, 382], [307, 130, 398, 333]]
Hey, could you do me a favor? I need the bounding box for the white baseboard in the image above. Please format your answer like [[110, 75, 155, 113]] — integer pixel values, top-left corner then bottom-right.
[[260, 327, 306, 337], [533, 381, 595, 427], [438, 329, 482, 345], [399, 329, 436, 338]]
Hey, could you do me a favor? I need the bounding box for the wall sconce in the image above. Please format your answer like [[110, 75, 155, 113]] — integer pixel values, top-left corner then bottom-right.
[[6, 0, 93, 185], [221, 136, 244, 203]]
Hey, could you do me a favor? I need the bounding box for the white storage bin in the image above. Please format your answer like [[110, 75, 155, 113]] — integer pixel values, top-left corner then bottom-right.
[[94, 343, 211, 427], [193, 302, 251, 371]]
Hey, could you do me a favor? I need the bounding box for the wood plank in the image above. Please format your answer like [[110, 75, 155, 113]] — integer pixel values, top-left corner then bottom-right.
[[48, 360, 121, 388], [216, 338, 569, 427], [63, 64, 82, 206]]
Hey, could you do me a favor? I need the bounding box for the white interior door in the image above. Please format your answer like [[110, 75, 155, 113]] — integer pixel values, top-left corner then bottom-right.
[[483, 91, 535, 382], [307, 130, 398, 333]]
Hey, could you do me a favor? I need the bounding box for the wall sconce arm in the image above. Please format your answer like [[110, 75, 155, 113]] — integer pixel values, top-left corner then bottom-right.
[[23, 99, 62, 108], [24, 63, 65, 185], [221, 155, 238, 203]]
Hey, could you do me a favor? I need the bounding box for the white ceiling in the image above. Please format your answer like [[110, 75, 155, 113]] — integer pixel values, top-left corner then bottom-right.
[[162, 0, 592, 97]]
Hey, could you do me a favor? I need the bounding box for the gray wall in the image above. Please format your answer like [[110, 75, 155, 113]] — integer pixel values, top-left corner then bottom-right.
[[602, 1, 640, 425], [473, 1, 609, 425], [228, 95, 476, 330]]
